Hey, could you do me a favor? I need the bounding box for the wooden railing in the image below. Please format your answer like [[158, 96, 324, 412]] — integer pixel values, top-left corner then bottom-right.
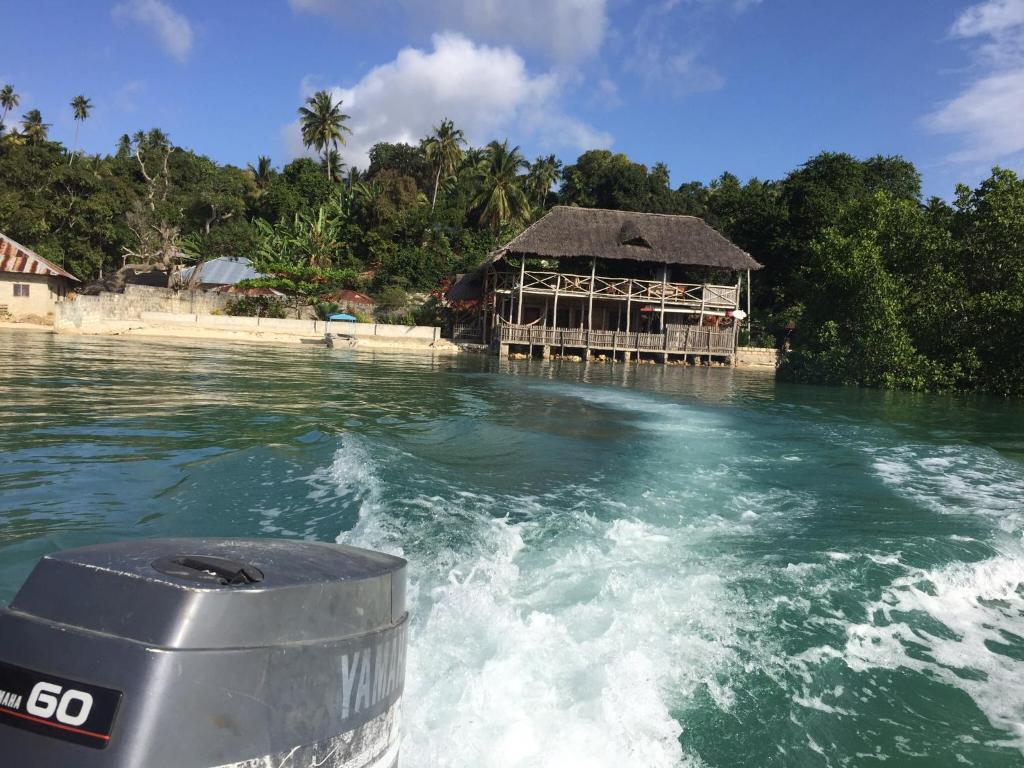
[[449, 321, 484, 343], [492, 270, 740, 309], [499, 324, 736, 354]]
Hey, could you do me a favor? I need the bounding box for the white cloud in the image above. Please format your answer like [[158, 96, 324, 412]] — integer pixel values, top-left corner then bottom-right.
[[283, 33, 612, 170], [115, 80, 145, 112], [926, 70, 1024, 163], [112, 0, 194, 63], [288, 0, 608, 62], [623, 0, 744, 96], [924, 0, 1024, 166], [951, 0, 1024, 38]]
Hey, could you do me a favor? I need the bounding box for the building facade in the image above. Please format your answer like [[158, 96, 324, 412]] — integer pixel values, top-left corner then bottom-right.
[[0, 234, 80, 322], [448, 207, 761, 363]]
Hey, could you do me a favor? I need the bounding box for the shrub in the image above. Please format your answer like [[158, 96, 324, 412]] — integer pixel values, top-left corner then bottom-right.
[[226, 296, 287, 318], [376, 285, 408, 312]]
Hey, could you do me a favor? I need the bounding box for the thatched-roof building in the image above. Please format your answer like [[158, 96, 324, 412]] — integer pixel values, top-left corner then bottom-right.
[[447, 207, 761, 361]]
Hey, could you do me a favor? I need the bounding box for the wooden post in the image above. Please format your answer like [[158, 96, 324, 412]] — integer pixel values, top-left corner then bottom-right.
[[660, 264, 668, 363], [552, 273, 560, 331], [516, 258, 526, 325], [659, 264, 667, 333], [482, 269, 489, 344], [625, 279, 632, 333], [586, 257, 596, 358], [746, 268, 752, 338]]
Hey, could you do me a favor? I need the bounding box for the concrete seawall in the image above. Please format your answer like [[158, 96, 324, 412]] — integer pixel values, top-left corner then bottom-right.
[[55, 287, 453, 353], [735, 346, 778, 369]]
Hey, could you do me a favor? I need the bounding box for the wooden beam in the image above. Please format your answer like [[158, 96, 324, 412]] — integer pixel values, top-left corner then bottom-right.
[[659, 264, 667, 332], [516, 258, 526, 324], [552, 272, 560, 329], [625, 279, 632, 333], [587, 257, 596, 332], [746, 268, 752, 334]]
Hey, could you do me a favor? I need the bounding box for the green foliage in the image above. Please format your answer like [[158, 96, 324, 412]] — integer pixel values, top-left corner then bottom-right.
[[298, 90, 351, 182], [2, 89, 1023, 397], [468, 140, 530, 234], [226, 295, 287, 318], [375, 285, 409, 312], [245, 203, 360, 306]]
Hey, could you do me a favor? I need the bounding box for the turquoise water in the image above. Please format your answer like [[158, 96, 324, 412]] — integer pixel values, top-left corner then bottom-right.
[[2, 329, 1023, 767]]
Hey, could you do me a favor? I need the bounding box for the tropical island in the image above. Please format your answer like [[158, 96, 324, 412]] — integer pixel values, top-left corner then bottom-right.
[[1, 83, 1022, 396]]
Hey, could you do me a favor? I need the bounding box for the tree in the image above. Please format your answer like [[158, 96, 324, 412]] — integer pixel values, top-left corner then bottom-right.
[[0, 84, 18, 133], [470, 140, 530, 234], [21, 110, 50, 145], [366, 142, 432, 190], [69, 95, 93, 163], [560, 150, 655, 211], [298, 90, 351, 182], [244, 202, 359, 314], [115, 133, 132, 157], [248, 155, 274, 193], [423, 118, 465, 211], [120, 129, 182, 282], [526, 154, 562, 211], [321, 147, 344, 183]]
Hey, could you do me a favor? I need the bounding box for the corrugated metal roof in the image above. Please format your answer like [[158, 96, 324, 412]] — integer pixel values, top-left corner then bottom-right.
[[180, 257, 262, 286], [0, 233, 80, 281]]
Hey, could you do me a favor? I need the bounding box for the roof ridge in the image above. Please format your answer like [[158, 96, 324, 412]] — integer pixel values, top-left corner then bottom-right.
[[0, 232, 80, 281], [549, 205, 703, 222]]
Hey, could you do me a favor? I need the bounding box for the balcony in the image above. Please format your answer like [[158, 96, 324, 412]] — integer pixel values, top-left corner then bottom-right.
[[491, 270, 740, 310], [499, 323, 736, 356]]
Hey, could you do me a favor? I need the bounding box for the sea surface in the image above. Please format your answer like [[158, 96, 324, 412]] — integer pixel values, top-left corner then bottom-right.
[[1, 328, 1023, 767]]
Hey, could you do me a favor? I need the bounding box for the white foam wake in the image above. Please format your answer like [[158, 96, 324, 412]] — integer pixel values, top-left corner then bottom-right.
[[843, 551, 1024, 749], [323, 435, 747, 767]]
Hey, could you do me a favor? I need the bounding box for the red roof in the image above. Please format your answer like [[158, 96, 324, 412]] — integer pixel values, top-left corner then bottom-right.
[[0, 233, 80, 282], [331, 289, 375, 305]]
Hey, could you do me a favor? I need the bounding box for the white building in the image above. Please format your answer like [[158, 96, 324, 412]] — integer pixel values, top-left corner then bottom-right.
[[0, 233, 80, 323]]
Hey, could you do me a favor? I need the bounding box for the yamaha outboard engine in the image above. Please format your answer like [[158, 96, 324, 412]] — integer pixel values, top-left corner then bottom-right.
[[0, 538, 408, 767]]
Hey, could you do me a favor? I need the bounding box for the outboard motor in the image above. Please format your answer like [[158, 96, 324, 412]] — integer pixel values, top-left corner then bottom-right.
[[0, 538, 408, 767]]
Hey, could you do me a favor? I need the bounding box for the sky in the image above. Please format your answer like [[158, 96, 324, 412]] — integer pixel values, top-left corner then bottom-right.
[[4, 0, 1024, 198]]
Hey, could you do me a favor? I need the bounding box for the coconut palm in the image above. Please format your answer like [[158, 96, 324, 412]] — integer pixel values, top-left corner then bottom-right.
[[116, 133, 133, 157], [21, 109, 50, 145], [423, 118, 465, 211], [526, 154, 562, 210], [69, 95, 93, 163], [248, 155, 275, 192], [0, 85, 18, 134], [298, 90, 351, 182], [321, 148, 344, 184], [470, 140, 530, 234]]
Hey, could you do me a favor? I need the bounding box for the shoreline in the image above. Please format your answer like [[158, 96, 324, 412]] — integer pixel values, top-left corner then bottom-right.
[[48, 320, 461, 354]]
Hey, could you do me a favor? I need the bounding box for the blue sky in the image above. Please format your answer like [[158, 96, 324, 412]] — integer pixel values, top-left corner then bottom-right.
[[5, 0, 1024, 198]]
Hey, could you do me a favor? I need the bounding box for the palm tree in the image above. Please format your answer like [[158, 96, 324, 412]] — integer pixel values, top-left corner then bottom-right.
[[21, 110, 50, 145], [470, 140, 530, 234], [423, 118, 465, 211], [69, 95, 93, 164], [248, 155, 275, 192], [116, 133, 133, 157], [298, 90, 351, 182], [321, 148, 344, 184], [526, 154, 562, 210], [0, 85, 18, 134]]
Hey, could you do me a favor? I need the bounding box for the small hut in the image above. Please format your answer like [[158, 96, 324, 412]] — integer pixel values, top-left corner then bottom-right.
[[0, 233, 79, 322], [447, 207, 761, 363]]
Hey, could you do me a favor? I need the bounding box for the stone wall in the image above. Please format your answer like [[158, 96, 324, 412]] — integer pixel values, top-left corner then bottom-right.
[[57, 285, 234, 328], [735, 346, 778, 368], [138, 312, 440, 341]]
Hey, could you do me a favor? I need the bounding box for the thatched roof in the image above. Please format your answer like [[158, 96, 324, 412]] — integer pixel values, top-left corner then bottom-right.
[[495, 207, 761, 271]]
